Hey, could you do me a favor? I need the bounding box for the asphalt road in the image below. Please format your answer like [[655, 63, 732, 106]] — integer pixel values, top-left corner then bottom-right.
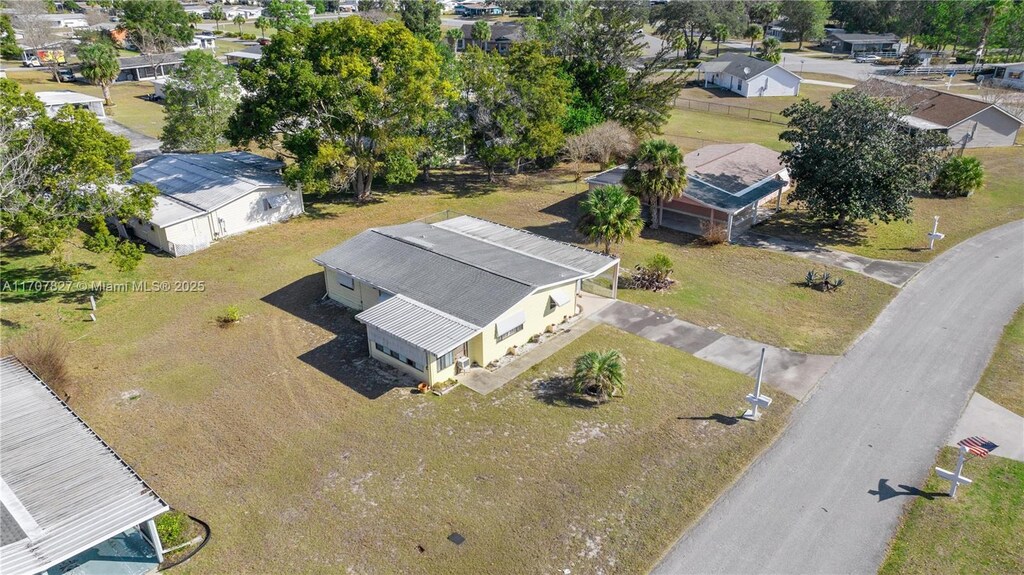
[[653, 219, 1024, 575]]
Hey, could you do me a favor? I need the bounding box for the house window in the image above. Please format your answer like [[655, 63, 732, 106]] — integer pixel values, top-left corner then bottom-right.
[[405, 357, 420, 371], [375, 342, 387, 354], [737, 80, 743, 90], [337, 272, 354, 290], [496, 324, 523, 342], [264, 194, 288, 210], [495, 310, 526, 342], [547, 297, 557, 314], [437, 350, 454, 371]]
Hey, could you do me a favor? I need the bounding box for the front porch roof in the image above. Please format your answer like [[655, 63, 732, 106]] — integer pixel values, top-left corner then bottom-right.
[[355, 295, 480, 356], [686, 178, 786, 214]]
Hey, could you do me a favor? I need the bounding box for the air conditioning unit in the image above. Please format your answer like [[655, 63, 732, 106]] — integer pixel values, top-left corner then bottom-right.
[[456, 356, 471, 373]]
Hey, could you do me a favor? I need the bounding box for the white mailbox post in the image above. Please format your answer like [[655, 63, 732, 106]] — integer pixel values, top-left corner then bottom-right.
[[935, 444, 972, 497], [927, 215, 945, 250], [743, 348, 772, 421]]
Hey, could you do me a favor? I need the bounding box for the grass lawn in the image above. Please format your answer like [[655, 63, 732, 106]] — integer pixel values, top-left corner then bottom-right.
[[794, 71, 859, 85], [754, 147, 1024, 262], [660, 108, 789, 152], [7, 69, 166, 138], [976, 305, 1024, 417], [675, 81, 841, 116], [879, 447, 1024, 575]]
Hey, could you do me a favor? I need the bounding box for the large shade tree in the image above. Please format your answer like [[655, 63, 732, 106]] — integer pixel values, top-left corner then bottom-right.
[[623, 139, 685, 230], [228, 18, 449, 201], [161, 50, 241, 153], [779, 90, 949, 226], [77, 41, 119, 106], [576, 184, 644, 255], [779, 0, 829, 49], [651, 0, 748, 59], [399, 0, 441, 42], [119, 0, 194, 53], [265, 0, 312, 31]]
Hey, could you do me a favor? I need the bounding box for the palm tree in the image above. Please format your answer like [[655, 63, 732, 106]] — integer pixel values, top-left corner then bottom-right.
[[713, 23, 729, 56], [758, 37, 782, 64], [234, 14, 246, 34], [209, 5, 225, 32], [576, 185, 644, 255], [255, 16, 270, 39], [622, 139, 685, 230], [572, 350, 626, 404], [77, 42, 119, 106], [743, 24, 763, 56], [445, 27, 463, 49], [471, 20, 490, 47]]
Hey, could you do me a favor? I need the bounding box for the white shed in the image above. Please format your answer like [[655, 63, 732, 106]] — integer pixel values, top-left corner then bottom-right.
[[34, 90, 106, 118], [697, 53, 801, 97], [127, 152, 304, 256]]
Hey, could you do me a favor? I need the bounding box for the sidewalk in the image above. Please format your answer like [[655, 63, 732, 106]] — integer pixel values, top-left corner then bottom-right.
[[591, 301, 837, 399], [738, 231, 925, 287], [948, 393, 1024, 462]]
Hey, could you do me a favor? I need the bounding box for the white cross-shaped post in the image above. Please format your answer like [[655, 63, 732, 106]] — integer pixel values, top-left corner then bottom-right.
[[743, 348, 772, 421], [927, 215, 945, 250], [935, 444, 972, 497]]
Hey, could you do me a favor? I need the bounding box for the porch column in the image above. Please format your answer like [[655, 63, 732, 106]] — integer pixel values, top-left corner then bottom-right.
[[752, 201, 759, 225], [141, 518, 164, 563], [726, 213, 734, 243], [611, 263, 619, 300], [776, 189, 783, 211]]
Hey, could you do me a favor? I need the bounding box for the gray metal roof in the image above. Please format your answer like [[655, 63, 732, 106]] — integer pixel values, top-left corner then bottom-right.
[[117, 53, 183, 70], [0, 357, 168, 575], [355, 295, 480, 356], [697, 53, 780, 80], [131, 152, 284, 213], [685, 177, 785, 213], [585, 166, 628, 187], [147, 194, 205, 227], [34, 91, 103, 107], [827, 32, 900, 44], [434, 216, 618, 276]]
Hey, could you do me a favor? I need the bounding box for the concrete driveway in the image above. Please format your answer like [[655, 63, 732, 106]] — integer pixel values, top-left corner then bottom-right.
[[652, 219, 1024, 574]]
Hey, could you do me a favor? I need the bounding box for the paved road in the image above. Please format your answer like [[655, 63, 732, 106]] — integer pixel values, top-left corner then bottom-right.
[[653, 219, 1024, 575]]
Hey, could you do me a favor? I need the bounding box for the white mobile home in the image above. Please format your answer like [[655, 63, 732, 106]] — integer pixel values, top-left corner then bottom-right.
[[128, 152, 304, 256], [697, 53, 801, 97], [35, 90, 106, 118]]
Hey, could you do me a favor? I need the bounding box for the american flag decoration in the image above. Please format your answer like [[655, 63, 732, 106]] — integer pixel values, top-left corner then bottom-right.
[[957, 436, 998, 458]]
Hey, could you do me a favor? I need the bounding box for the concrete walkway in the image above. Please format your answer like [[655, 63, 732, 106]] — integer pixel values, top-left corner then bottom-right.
[[592, 301, 837, 399], [801, 78, 856, 88], [738, 231, 926, 287], [949, 393, 1024, 462]]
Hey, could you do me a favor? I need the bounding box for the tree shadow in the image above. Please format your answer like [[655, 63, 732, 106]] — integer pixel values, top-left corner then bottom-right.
[[532, 376, 598, 409], [677, 413, 741, 426], [868, 478, 949, 502], [0, 246, 100, 304], [754, 209, 869, 248], [380, 164, 505, 200]]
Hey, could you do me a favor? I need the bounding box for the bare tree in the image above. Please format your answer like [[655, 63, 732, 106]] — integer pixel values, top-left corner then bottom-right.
[[0, 119, 44, 205], [562, 130, 595, 181], [588, 121, 638, 167], [8, 0, 68, 82]]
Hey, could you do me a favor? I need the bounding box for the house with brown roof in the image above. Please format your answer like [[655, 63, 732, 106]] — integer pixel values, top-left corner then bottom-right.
[[857, 79, 1022, 148], [586, 143, 791, 242], [454, 22, 524, 54]]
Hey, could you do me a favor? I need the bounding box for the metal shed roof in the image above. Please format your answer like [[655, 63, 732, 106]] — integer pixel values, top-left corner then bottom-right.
[[355, 295, 480, 356], [0, 357, 168, 575], [131, 152, 284, 213], [147, 194, 206, 227], [34, 91, 104, 107]]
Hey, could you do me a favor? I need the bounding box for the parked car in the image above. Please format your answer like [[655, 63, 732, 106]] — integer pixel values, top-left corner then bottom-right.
[[58, 68, 76, 82], [257, 37, 271, 46], [22, 56, 41, 68], [855, 54, 881, 63]]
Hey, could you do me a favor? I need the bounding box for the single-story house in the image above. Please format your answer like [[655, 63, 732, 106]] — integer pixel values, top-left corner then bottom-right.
[[454, 2, 503, 17], [823, 32, 902, 55], [586, 143, 791, 242], [35, 90, 106, 118], [225, 44, 262, 65], [454, 22, 524, 54], [11, 12, 87, 30], [176, 33, 216, 52], [115, 53, 183, 83], [984, 62, 1024, 90], [314, 215, 620, 384], [127, 152, 304, 256], [857, 78, 1022, 147], [696, 53, 801, 97], [0, 356, 169, 575]]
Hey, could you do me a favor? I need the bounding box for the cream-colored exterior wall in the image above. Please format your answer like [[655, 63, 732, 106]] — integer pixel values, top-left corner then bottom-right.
[[475, 281, 577, 367], [367, 339, 428, 382], [324, 271, 386, 311], [426, 351, 458, 383]]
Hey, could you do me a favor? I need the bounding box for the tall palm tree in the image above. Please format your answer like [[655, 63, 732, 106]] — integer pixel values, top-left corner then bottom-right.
[[713, 23, 729, 56], [758, 37, 782, 64], [743, 24, 763, 56], [77, 42, 119, 106], [572, 350, 626, 404], [255, 16, 270, 39], [576, 185, 644, 255], [234, 14, 246, 35], [622, 139, 685, 230], [209, 5, 225, 32]]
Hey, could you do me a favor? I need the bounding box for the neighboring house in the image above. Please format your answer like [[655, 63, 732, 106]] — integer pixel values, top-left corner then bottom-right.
[[175, 33, 216, 52], [587, 143, 791, 242], [984, 62, 1024, 90], [857, 78, 1022, 148], [35, 90, 106, 118], [697, 53, 801, 97], [454, 2, 503, 16], [225, 45, 262, 65], [127, 152, 304, 256], [116, 53, 183, 83], [314, 215, 620, 384], [455, 22, 524, 54], [823, 32, 902, 55], [0, 356, 169, 575], [11, 12, 88, 30]]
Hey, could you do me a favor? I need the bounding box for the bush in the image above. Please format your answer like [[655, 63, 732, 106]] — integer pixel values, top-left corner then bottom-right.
[[621, 253, 675, 292], [932, 156, 984, 198], [217, 305, 242, 325], [110, 240, 144, 272], [699, 220, 730, 245], [240, 33, 256, 40], [224, 31, 238, 38], [156, 511, 190, 549], [84, 217, 118, 253], [802, 269, 845, 292], [12, 329, 72, 400]]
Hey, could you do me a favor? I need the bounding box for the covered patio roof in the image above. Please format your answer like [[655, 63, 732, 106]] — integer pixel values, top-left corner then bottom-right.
[[355, 295, 480, 356]]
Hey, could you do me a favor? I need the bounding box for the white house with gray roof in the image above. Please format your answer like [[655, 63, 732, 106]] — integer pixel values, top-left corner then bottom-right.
[[314, 215, 620, 384], [697, 53, 802, 97], [0, 357, 168, 575], [127, 152, 303, 256]]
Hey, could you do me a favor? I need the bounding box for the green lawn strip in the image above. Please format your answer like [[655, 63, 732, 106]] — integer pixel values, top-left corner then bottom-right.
[[660, 108, 789, 152], [615, 229, 896, 355], [976, 305, 1024, 417], [675, 81, 840, 116], [754, 147, 1024, 263], [796, 71, 860, 84], [880, 447, 1024, 575]]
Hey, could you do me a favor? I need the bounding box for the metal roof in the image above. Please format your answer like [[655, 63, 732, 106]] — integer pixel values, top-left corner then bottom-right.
[[697, 53, 781, 80], [685, 177, 785, 213], [827, 32, 900, 44], [131, 152, 285, 213], [146, 194, 205, 227], [585, 165, 629, 187], [355, 295, 480, 356], [34, 91, 103, 107], [0, 357, 168, 575], [117, 53, 183, 70]]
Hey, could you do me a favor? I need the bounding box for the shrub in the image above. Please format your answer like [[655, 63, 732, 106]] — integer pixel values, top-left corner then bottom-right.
[[623, 253, 675, 292], [802, 269, 845, 292], [156, 511, 190, 548], [644, 253, 673, 281], [110, 240, 144, 272], [931, 156, 984, 198], [12, 329, 72, 400], [699, 220, 730, 245], [240, 33, 256, 40], [217, 305, 242, 325], [572, 350, 626, 404], [84, 217, 118, 253]]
